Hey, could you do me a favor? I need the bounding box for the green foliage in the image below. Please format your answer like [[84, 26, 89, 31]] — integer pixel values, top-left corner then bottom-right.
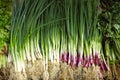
[[0, 0, 11, 50], [99, 0, 120, 62]]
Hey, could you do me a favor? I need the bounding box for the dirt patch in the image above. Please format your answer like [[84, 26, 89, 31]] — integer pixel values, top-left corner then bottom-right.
[[0, 67, 10, 80], [0, 60, 120, 80]]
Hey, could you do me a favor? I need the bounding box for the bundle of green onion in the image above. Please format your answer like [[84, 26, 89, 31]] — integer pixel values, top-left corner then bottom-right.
[[59, 0, 109, 71], [10, 0, 113, 75], [10, 0, 54, 72]]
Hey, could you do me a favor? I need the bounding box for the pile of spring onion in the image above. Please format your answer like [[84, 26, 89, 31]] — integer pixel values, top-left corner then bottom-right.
[[59, 0, 109, 71], [10, 0, 116, 74]]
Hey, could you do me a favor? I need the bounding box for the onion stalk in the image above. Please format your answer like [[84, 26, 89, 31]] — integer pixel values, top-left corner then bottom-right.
[[10, 0, 54, 72]]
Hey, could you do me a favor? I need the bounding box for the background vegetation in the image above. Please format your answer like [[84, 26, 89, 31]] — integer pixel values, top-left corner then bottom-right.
[[99, 0, 120, 64], [0, 0, 11, 50]]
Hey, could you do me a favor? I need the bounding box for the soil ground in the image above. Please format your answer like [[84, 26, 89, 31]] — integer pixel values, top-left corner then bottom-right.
[[0, 60, 120, 80]]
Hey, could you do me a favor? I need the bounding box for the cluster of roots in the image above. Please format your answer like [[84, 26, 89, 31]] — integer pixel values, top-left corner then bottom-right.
[[0, 59, 120, 80]]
